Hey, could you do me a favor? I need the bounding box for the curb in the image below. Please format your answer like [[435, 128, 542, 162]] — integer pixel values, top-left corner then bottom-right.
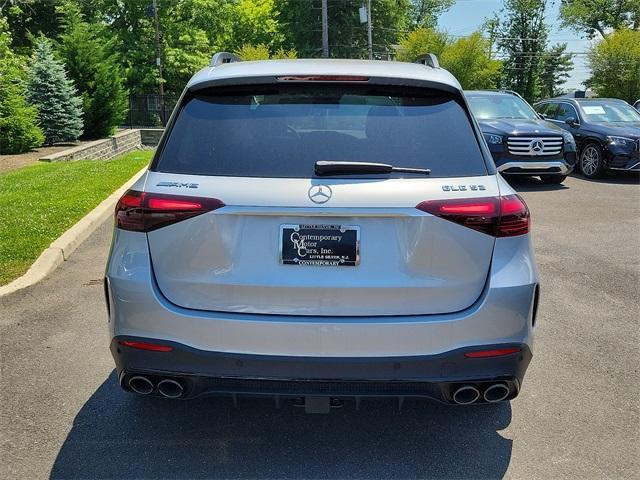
[[0, 167, 147, 298]]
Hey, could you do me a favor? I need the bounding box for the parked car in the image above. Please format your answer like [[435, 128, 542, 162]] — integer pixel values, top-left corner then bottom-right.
[[534, 98, 640, 178], [106, 54, 538, 409], [465, 90, 577, 184]]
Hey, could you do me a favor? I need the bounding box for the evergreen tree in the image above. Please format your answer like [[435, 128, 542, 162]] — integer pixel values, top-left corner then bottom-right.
[[0, 16, 44, 154], [539, 43, 574, 98], [58, 6, 127, 138], [26, 37, 83, 145], [495, 0, 549, 102]]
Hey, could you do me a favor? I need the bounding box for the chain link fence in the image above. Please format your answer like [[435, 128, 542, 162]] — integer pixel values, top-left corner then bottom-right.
[[122, 94, 178, 128]]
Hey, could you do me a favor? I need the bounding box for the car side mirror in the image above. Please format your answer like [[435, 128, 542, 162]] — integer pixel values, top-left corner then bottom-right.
[[565, 117, 578, 127]]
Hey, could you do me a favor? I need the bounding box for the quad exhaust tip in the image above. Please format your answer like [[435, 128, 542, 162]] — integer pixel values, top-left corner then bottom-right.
[[452, 385, 480, 405], [157, 379, 184, 399], [483, 383, 510, 403], [128, 376, 154, 395]]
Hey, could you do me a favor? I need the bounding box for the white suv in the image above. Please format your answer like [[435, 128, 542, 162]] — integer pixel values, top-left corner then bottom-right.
[[105, 54, 538, 410]]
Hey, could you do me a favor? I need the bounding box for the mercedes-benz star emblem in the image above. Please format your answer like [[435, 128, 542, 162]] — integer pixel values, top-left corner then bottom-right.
[[308, 185, 332, 204], [530, 139, 545, 155]]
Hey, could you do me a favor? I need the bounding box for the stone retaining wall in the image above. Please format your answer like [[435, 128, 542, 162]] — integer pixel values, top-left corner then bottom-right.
[[140, 128, 164, 146], [39, 129, 163, 162]]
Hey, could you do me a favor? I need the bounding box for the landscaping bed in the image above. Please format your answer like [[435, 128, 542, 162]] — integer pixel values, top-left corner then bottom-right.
[[0, 150, 153, 286]]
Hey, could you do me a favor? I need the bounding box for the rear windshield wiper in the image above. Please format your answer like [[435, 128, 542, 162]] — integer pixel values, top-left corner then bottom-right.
[[315, 161, 431, 176]]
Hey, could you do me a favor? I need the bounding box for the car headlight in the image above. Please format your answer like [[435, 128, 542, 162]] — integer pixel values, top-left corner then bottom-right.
[[562, 131, 576, 148], [607, 136, 635, 148], [483, 133, 503, 145]]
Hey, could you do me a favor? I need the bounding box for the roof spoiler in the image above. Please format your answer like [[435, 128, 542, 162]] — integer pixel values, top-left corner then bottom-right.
[[414, 53, 440, 69], [210, 52, 241, 67]]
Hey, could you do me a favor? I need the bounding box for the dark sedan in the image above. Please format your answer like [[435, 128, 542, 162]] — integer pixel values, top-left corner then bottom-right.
[[534, 98, 640, 178]]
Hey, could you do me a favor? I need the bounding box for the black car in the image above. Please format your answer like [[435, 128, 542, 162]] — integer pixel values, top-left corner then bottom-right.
[[466, 90, 577, 184], [534, 98, 640, 178]]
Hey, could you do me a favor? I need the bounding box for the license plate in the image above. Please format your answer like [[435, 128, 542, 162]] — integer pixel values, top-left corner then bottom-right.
[[280, 224, 360, 266]]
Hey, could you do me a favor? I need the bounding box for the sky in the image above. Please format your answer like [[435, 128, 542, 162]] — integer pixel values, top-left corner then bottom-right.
[[438, 0, 593, 90]]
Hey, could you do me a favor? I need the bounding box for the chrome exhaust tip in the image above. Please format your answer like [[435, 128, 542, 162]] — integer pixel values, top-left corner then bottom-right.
[[157, 379, 184, 399], [483, 383, 510, 403], [452, 385, 480, 405], [128, 376, 154, 395]]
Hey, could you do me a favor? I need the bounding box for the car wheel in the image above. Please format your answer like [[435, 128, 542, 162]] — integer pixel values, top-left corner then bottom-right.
[[540, 174, 567, 184], [579, 144, 604, 178]]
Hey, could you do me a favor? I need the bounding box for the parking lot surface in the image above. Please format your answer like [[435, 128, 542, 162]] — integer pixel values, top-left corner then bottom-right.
[[1, 174, 638, 479]]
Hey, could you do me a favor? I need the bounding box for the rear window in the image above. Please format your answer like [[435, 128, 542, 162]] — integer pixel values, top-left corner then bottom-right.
[[155, 84, 487, 178]]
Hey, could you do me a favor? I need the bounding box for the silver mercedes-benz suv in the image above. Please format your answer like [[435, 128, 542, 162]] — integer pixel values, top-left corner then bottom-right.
[[105, 54, 539, 409]]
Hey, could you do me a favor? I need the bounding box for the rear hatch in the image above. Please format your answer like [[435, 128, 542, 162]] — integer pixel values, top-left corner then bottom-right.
[[143, 81, 497, 316]]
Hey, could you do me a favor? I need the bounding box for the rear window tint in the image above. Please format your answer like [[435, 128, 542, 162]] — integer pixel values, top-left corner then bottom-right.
[[155, 85, 487, 178]]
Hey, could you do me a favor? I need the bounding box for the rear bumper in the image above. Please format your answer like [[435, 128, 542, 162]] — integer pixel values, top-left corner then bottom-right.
[[106, 231, 538, 358], [111, 338, 532, 403]]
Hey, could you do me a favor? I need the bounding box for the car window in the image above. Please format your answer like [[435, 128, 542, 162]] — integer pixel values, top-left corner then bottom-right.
[[466, 94, 538, 120], [541, 103, 560, 119], [579, 101, 640, 122], [555, 103, 579, 122], [155, 84, 488, 178], [535, 103, 551, 116]]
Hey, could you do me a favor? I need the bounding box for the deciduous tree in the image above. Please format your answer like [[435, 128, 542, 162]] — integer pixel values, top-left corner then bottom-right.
[[397, 29, 501, 89], [441, 32, 502, 89], [396, 27, 450, 61], [58, 6, 127, 138], [0, 16, 44, 154], [275, 0, 413, 58], [236, 43, 297, 60], [587, 28, 640, 103], [560, 0, 640, 38]]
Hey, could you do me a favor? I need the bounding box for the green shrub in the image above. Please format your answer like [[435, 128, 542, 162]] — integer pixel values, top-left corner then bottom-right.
[[235, 43, 297, 60], [0, 17, 44, 154]]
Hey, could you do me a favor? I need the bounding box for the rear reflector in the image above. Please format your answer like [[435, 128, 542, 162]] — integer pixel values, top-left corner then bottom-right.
[[464, 347, 521, 358], [277, 75, 369, 82], [115, 190, 224, 232], [118, 340, 173, 352], [415, 194, 530, 237]]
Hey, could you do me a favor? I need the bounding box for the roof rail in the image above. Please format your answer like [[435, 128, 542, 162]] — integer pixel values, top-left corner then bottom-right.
[[210, 52, 241, 67], [414, 53, 440, 69]]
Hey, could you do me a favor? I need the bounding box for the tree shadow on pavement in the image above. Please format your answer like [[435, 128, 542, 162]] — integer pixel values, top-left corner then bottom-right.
[[51, 372, 513, 479], [503, 175, 570, 192], [570, 171, 640, 185]]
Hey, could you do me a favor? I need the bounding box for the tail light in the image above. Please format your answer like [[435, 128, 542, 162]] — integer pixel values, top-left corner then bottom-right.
[[118, 340, 173, 352], [115, 190, 224, 232], [416, 195, 530, 237], [465, 347, 521, 358]]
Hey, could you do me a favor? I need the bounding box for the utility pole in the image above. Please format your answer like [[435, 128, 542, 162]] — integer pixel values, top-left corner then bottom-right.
[[152, 0, 164, 99], [367, 0, 373, 60], [321, 0, 329, 57]]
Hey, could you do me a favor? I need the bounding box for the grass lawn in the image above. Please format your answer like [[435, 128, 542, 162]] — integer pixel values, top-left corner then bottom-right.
[[0, 150, 153, 286]]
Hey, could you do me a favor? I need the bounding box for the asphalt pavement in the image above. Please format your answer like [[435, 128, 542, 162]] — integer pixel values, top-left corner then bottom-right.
[[1, 173, 638, 479]]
